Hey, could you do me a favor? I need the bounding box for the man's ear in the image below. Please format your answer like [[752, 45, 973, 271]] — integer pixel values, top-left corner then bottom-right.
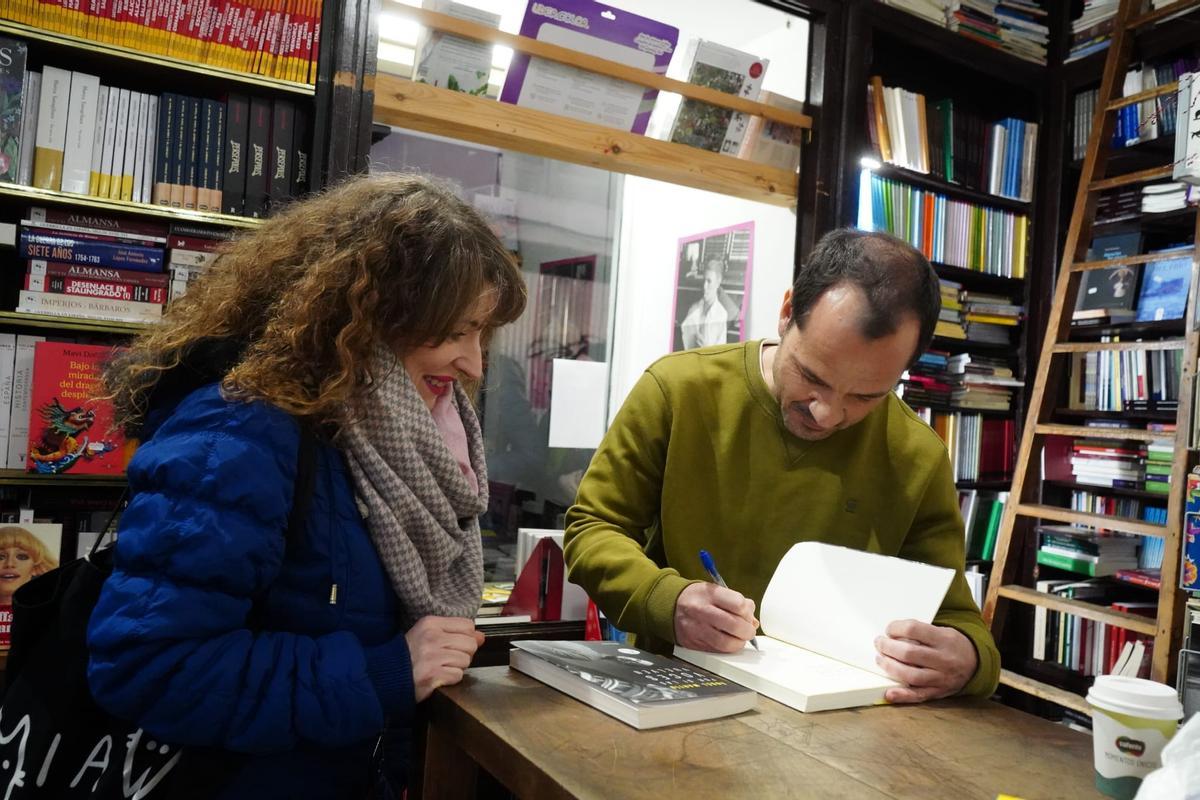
[[777, 290, 792, 338]]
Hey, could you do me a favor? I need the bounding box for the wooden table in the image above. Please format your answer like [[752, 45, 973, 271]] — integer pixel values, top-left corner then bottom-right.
[[412, 666, 1103, 800]]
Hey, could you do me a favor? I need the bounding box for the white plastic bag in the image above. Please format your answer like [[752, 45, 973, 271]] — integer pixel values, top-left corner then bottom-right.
[[1134, 711, 1200, 799]]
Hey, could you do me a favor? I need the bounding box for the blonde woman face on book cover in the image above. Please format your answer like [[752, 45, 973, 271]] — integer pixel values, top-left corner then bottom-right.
[[767, 284, 917, 441]]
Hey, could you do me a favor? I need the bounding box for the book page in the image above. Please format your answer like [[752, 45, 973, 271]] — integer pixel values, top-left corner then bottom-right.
[[760, 542, 955, 677]]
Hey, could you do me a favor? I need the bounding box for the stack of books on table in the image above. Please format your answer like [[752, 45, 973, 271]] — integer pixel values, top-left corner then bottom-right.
[[947, 1, 1049, 66]]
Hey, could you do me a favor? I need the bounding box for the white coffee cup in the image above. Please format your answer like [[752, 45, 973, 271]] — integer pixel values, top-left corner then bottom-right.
[[1086, 675, 1184, 800]]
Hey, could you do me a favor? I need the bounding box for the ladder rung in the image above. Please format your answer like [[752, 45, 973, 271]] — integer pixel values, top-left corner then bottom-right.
[[1072, 249, 1196, 272], [1090, 165, 1175, 192], [1106, 81, 1181, 111], [1053, 339, 1186, 354], [1130, 0, 1200, 29], [996, 585, 1159, 635], [998, 670, 1092, 716], [1033, 423, 1174, 442], [1014, 504, 1166, 538]]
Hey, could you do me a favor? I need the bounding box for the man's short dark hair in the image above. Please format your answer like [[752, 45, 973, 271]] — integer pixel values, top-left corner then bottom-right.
[[789, 229, 941, 364]]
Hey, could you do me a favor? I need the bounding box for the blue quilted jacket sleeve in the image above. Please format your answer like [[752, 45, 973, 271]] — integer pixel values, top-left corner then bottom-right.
[[86, 387, 412, 753]]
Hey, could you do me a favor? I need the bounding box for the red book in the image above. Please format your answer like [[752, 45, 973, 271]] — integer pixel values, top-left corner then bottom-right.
[[25, 343, 133, 476], [26, 205, 169, 241]]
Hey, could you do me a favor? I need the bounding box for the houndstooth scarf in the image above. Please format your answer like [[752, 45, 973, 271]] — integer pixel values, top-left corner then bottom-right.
[[339, 344, 488, 628]]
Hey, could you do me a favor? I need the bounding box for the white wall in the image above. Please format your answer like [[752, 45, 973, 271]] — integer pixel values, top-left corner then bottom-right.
[[604, 0, 810, 417]]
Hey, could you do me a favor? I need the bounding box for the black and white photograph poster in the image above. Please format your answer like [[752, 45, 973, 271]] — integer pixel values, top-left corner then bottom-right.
[[671, 222, 754, 352]]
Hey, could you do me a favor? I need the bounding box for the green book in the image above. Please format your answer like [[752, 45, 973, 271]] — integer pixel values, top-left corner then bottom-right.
[[980, 500, 1005, 561], [1037, 549, 1103, 576]]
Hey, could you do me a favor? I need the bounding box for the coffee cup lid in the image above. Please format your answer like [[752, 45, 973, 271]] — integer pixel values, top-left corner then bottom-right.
[[1087, 675, 1184, 720]]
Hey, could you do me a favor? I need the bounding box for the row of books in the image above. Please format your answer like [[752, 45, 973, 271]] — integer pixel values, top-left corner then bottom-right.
[[957, 489, 1009, 561], [1072, 232, 1192, 328], [1068, 0, 1119, 62], [1065, 346, 1184, 413], [1069, 489, 1159, 526], [5, 206, 224, 324], [860, 173, 1030, 279], [0, 42, 312, 217], [1183, 471, 1200, 592], [1045, 432, 1176, 497], [1037, 525, 1140, 578], [3, 0, 324, 84], [866, 77, 1038, 201], [1033, 578, 1154, 679], [914, 410, 1014, 482], [0, 338, 127, 475], [880, 0, 1049, 65]]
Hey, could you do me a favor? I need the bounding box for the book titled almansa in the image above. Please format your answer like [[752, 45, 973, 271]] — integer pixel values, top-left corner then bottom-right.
[[676, 542, 955, 713], [509, 640, 756, 729]]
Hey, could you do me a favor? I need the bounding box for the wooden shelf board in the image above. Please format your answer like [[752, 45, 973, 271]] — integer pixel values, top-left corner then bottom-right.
[[998, 669, 1092, 716], [0, 470, 126, 487], [932, 261, 1024, 293], [1090, 165, 1175, 192], [1071, 249, 1195, 272], [1034, 423, 1174, 442], [373, 76, 798, 208], [1106, 80, 1180, 111], [1052, 407, 1179, 422], [0, 182, 262, 229], [870, 164, 1031, 213], [0, 19, 315, 95], [403, 7, 810, 129], [1043, 479, 1171, 503], [0, 311, 150, 335], [1130, 0, 1200, 29], [929, 336, 1016, 355], [1052, 338, 1186, 353], [1014, 503, 1165, 538], [996, 585, 1159, 635], [1068, 319, 1186, 340], [957, 480, 1013, 491]]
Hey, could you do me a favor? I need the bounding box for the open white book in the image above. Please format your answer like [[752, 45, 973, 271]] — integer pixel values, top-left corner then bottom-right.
[[674, 542, 955, 713]]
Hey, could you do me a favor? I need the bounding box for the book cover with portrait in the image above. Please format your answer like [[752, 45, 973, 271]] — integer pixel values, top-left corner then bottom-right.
[[0, 522, 62, 649]]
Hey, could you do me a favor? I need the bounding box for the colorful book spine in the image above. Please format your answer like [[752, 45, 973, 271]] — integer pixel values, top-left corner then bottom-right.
[[19, 231, 165, 272], [17, 290, 163, 324], [27, 259, 170, 288]]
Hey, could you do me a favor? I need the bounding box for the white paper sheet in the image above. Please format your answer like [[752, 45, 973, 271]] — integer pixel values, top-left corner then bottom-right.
[[547, 359, 608, 449]]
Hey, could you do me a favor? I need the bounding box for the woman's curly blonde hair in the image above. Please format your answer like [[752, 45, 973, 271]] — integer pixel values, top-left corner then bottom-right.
[[105, 173, 526, 434]]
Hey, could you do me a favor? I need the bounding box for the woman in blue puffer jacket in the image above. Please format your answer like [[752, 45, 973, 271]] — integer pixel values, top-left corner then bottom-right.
[[85, 173, 527, 798]]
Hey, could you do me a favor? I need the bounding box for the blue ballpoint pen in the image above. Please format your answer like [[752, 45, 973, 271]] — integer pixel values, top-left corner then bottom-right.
[[698, 549, 760, 651]]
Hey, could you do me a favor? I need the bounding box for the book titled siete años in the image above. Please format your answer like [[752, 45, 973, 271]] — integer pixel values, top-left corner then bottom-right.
[[510, 640, 756, 729]]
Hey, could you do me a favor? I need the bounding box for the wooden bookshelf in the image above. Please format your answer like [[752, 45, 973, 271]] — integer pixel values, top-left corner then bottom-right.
[[0, 182, 262, 229], [1043, 479, 1172, 503], [0, 18, 316, 95], [1053, 407, 1179, 423]]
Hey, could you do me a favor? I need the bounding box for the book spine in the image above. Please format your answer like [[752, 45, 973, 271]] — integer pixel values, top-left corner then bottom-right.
[[87, 84, 108, 195], [60, 71, 99, 195], [17, 290, 163, 323], [97, 84, 118, 198], [33, 66, 72, 190], [119, 91, 140, 201], [28, 259, 171, 288], [153, 92, 174, 205], [107, 87, 129, 200], [0, 334, 14, 460], [197, 98, 216, 210], [17, 71, 41, 186], [209, 99, 225, 211], [168, 249, 220, 268], [182, 95, 201, 209], [290, 100, 310, 198], [6, 335, 43, 471], [20, 231, 165, 271], [0, 40, 28, 184], [25, 271, 167, 305], [141, 94, 158, 204], [243, 95, 270, 217], [21, 222, 163, 246], [131, 90, 149, 203], [170, 92, 188, 207], [222, 92, 249, 215], [267, 97, 293, 208], [26, 205, 167, 239]]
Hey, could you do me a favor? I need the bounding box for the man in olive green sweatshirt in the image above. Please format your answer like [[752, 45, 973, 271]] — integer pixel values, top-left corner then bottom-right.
[[564, 229, 1001, 702]]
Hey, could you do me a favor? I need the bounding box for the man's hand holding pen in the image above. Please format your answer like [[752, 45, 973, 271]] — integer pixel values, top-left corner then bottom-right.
[[674, 582, 759, 653]]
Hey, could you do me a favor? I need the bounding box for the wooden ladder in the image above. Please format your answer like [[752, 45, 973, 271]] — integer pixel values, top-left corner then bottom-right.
[[981, 0, 1200, 716]]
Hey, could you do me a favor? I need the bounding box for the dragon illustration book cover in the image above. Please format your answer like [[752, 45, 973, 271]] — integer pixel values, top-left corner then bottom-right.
[[25, 342, 128, 475]]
